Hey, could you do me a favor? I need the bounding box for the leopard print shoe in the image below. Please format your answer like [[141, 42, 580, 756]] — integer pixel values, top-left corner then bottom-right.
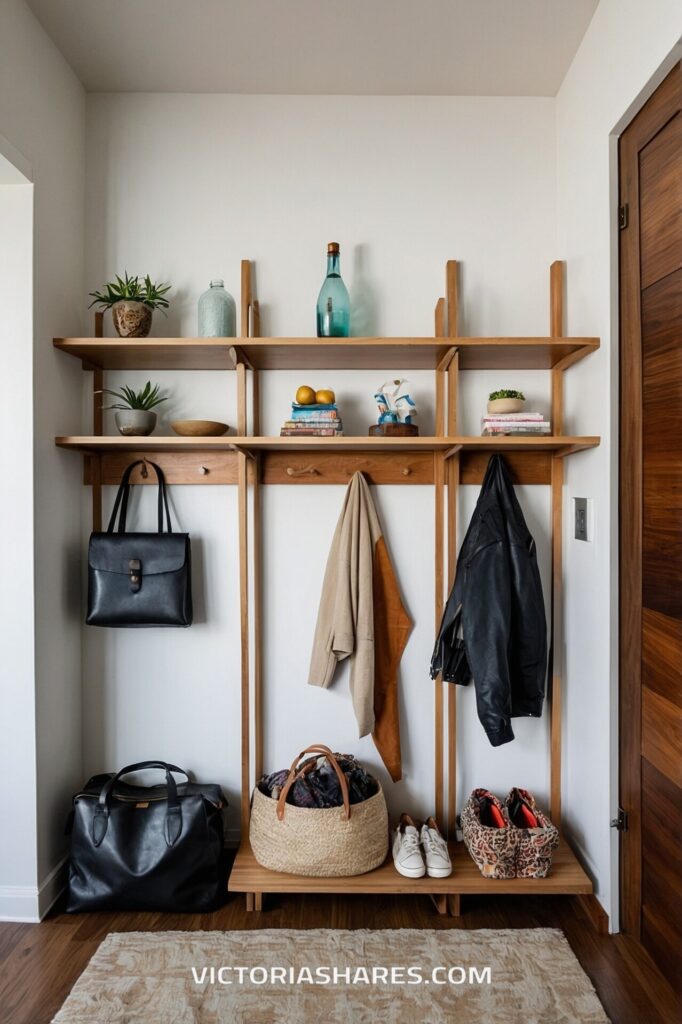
[[506, 787, 560, 878], [461, 788, 517, 879]]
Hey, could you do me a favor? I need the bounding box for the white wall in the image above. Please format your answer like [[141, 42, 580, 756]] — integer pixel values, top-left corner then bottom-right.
[[0, 173, 35, 917], [0, 0, 85, 920], [556, 0, 682, 928], [84, 94, 559, 841]]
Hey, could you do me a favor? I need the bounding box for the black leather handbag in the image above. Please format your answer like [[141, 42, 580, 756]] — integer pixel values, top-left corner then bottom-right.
[[66, 761, 227, 913], [87, 460, 192, 627]]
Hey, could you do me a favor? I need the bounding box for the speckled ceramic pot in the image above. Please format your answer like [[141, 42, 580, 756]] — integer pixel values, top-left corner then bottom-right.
[[112, 300, 153, 338], [114, 410, 156, 436]]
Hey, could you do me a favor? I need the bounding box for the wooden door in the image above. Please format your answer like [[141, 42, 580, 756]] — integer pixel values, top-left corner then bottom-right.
[[620, 61, 682, 990]]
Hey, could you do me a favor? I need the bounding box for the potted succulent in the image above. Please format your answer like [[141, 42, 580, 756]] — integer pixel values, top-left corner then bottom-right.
[[487, 388, 526, 414], [89, 272, 171, 338], [100, 381, 168, 436]]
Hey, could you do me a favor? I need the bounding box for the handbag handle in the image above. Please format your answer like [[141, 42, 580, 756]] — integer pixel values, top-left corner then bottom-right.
[[92, 760, 188, 847], [106, 461, 172, 535], [276, 745, 351, 822]]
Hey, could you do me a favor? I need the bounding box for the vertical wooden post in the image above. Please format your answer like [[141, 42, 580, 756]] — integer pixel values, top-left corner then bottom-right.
[[549, 260, 564, 827], [446, 260, 459, 839], [238, 451, 251, 838], [236, 363, 247, 436], [92, 312, 104, 529], [434, 450, 445, 825], [252, 300, 261, 436], [434, 295, 447, 825], [253, 454, 263, 782]]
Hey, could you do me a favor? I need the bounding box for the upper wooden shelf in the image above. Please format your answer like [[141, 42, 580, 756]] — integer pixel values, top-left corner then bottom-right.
[[53, 336, 599, 371], [55, 434, 600, 457]]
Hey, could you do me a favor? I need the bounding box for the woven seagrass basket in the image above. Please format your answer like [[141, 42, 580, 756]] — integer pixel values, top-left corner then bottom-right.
[[249, 745, 389, 877]]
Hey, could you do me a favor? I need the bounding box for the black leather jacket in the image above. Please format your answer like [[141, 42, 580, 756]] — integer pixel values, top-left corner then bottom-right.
[[430, 455, 547, 747]]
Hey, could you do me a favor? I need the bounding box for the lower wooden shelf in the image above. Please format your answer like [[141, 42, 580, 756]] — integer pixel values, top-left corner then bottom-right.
[[228, 836, 593, 900]]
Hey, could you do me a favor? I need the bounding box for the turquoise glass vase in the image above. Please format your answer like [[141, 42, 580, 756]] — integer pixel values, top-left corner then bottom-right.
[[198, 279, 236, 337], [316, 243, 350, 337]]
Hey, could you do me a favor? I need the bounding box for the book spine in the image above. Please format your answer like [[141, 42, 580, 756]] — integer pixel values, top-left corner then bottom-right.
[[280, 428, 342, 436]]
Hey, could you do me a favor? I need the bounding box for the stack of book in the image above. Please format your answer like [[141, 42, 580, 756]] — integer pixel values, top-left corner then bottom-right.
[[481, 412, 551, 436], [280, 403, 344, 437]]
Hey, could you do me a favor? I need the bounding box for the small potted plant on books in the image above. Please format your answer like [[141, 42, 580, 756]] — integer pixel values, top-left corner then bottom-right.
[[101, 381, 168, 436], [89, 272, 171, 338], [487, 388, 525, 415]]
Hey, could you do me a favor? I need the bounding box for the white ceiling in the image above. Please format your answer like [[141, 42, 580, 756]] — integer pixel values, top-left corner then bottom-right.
[[27, 0, 599, 96]]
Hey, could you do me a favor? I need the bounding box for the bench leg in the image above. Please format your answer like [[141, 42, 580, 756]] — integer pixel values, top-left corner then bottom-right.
[[430, 893, 447, 915], [447, 894, 461, 917]]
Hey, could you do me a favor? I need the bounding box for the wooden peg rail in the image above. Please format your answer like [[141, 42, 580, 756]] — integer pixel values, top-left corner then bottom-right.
[[54, 257, 599, 916]]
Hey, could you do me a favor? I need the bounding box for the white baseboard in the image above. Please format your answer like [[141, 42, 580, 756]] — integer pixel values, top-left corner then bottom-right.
[[0, 834, 241, 923], [0, 857, 68, 923]]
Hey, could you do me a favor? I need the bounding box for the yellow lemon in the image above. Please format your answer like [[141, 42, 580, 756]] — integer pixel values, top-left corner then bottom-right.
[[295, 385, 317, 405], [315, 388, 336, 405]]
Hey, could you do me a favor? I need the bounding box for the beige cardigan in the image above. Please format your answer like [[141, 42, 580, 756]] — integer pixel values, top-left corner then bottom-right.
[[308, 473, 382, 736]]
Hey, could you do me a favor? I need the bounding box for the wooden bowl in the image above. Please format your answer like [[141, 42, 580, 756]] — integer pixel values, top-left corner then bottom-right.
[[170, 420, 229, 437]]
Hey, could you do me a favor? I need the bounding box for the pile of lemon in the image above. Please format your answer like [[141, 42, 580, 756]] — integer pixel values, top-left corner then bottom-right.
[[295, 386, 336, 406]]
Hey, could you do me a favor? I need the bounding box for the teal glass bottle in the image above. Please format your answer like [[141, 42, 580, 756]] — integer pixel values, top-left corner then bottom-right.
[[316, 242, 350, 337], [198, 279, 236, 337]]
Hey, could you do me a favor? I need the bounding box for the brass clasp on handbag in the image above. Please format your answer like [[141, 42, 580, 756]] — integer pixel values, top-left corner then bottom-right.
[[129, 558, 141, 593]]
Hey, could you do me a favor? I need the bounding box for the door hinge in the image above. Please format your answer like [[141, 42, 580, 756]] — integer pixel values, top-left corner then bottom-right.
[[610, 807, 628, 832], [618, 203, 629, 230]]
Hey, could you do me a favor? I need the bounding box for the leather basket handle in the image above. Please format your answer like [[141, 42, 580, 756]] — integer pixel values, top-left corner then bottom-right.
[[276, 745, 351, 822]]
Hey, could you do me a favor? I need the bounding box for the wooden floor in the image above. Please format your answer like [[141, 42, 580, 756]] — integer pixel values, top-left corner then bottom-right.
[[0, 882, 679, 1024]]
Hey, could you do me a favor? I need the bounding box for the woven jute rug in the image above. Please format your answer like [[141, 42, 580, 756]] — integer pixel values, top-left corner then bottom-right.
[[53, 928, 609, 1023]]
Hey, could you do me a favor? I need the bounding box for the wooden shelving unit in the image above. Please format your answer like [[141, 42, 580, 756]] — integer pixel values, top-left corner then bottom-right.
[[55, 434, 600, 455], [53, 335, 599, 371], [54, 258, 600, 917]]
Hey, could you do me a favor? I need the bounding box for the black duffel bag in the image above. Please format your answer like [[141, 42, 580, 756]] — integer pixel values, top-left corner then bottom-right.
[[66, 761, 226, 912], [87, 460, 193, 627]]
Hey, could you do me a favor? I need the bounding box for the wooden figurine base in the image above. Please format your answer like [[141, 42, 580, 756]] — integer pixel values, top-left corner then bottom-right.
[[369, 423, 419, 437]]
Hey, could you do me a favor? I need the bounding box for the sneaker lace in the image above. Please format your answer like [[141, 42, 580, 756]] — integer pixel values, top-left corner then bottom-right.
[[401, 830, 421, 855], [423, 830, 447, 856]]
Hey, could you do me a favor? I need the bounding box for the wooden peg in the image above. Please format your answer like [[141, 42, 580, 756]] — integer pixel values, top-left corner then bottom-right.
[[286, 465, 319, 477]]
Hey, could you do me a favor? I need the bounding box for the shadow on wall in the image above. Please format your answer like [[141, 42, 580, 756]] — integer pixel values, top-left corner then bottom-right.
[[349, 243, 379, 337]]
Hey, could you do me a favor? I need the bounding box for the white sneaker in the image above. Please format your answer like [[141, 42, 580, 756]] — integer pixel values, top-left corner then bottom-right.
[[420, 817, 452, 878], [392, 814, 425, 878]]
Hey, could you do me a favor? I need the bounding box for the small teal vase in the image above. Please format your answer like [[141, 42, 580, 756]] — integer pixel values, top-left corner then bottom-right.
[[198, 279, 236, 337]]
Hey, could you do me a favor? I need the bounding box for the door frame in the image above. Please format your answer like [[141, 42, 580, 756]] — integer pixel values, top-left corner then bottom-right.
[[618, 62, 681, 938]]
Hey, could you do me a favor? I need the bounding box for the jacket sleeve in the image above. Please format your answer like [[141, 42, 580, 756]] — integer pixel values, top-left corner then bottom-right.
[[462, 536, 516, 747], [308, 482, 356, 688]]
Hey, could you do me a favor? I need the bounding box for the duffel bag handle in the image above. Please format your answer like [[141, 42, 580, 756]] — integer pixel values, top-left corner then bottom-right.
[[276, 745, 351, 822], [93, 760, 188, 847]]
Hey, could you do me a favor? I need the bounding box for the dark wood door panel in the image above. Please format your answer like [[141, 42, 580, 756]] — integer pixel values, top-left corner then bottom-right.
[[620, 63, 682, 962], [639, 111, 682, 290], [641, 508, 682, 618], [642, 687, 682, 787], [642, 608, 682, 708], [641, 759, 682, 991], [642, 269, 682, 454], [642, 269, 682, 616]]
